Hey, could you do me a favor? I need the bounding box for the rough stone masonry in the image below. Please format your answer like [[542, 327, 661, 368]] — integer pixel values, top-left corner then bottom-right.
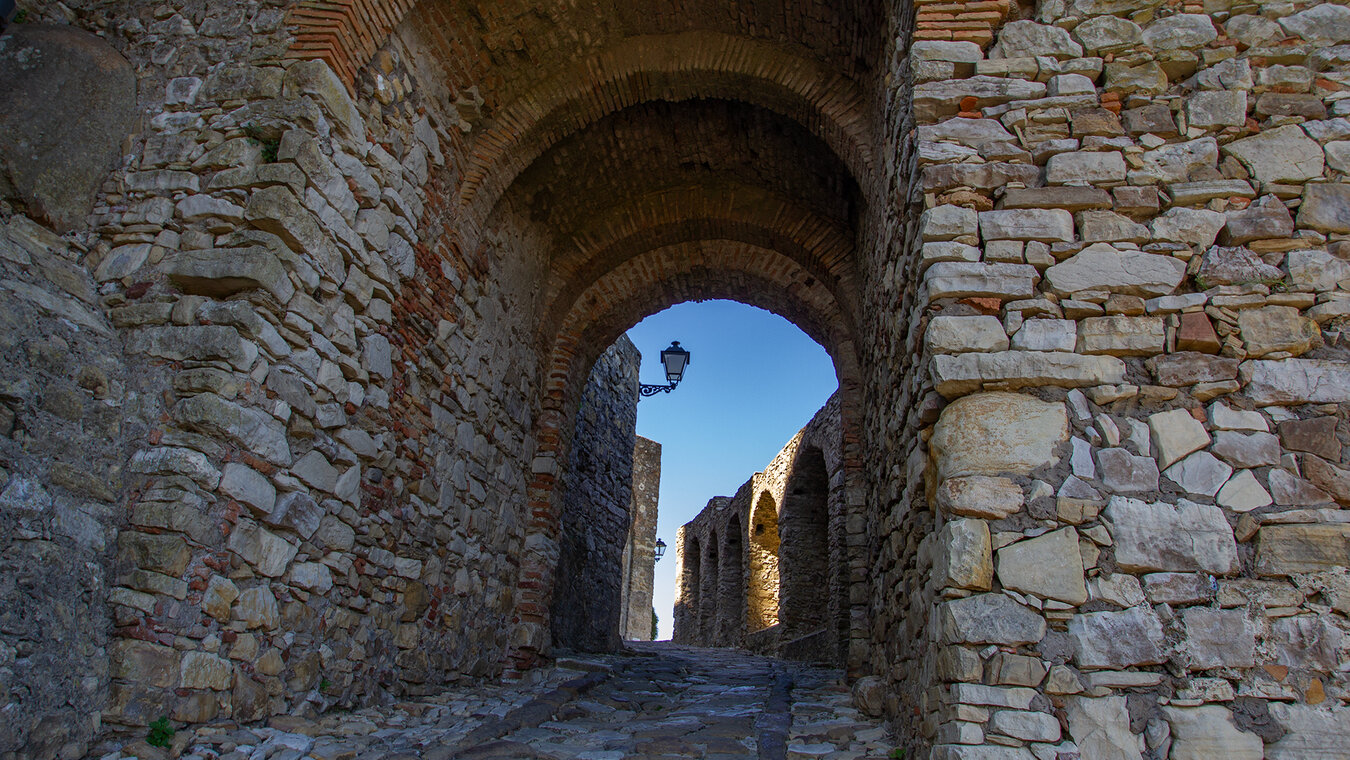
[[0, 0, 1348, 759]]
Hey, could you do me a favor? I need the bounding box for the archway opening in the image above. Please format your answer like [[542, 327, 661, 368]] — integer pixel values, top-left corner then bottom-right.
[[719, 514, 745, 646], [778, 446, 832, 660], [748, 491, 781, 632]]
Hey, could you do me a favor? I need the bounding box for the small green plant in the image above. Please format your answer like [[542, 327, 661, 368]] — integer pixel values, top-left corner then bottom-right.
[[650, 608, 659, 641], [319, 677, 332, 692], [146, 717, 175, 748], [242, 124, 280, 164], [11, 9, 29, 23], [890, 749, 905, 760]]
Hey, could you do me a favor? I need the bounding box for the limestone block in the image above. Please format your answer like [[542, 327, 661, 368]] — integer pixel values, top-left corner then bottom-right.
[[921, 205, 980, 241], [1162, 706, 1261, 760], [1278, 417, 1341, 460], [1240, 359, 1350, 405], [1073, 15, 1142, 55], [161, 247, 295, 304], [1010, 319, 1076, 352], [1078, 210, 1149, 244], [926, 316, 1009, 354], [1326, 142, 1350, 173], [1220, 196, 1294, 246], [1215, 469, 1272, 511], [978, 210, 1074, 243], [290, 562, 333, 593], [1045, 244, 1186, 297], [1047, 152, 1127, 185], [1003, 186, 1113, 211], [1266, 704, 1350, 760], [914, 77, 1047, 121], [912, 41, 985, 62], [1146, 352, 1238, 387], [922, 241, 981, 269], [180, 651, 232, 691], [992, 21, 1083, 59], [1167, 180, 1255, 206], [1104, 497, 1238, 574], [1068, 606, 1167, 668], [1142, 14, 1217, 50], [997, 527, 1088, 604], [1208, 403, 1267, 432], [227, 520, 297, 578], [938, 593, 1045, 645], [270, 491, 324, 539], [129, 447, 221, 490], [110, 639, 180, 689], [1089, 574, 1146, 608], [1096, 448, 1159, 494], [1185, 90, 1247, 130], [1222, 125, 1325, 184], [1148, 408, 1210, 469], [938, 519, 993, 591], [291, 450, 338, 494], [917, 118, 1016, 146], [1076, 316, 1164, 356], [988, 710, 1060, 743], [1297, 183, 1350, 234], [235, 586, 279, 629], [1132, 137, 1218, 184], [936, 476, 1024, 519], [932, 351, 1127, 397], [1196, 246, 1282, 288], [1149, 207, 1226, 248], [1164, 451, 1232, 498], [202, 576, 238, 622], [244, 185, 343, 280], [219, 463, 276, 516], [127, 325, 259, 372], [931, 745, 1036, 760], [931, 394, 1068, 479], [1277, 3, 1350, 44], [1238, 306, 1319, 358], [174, 393, 290, 466], [987, 652, 1047, 687], [1269, 468, 1334, 506], [282, 59, 364, 140], [1255, 524, 1350, 576], [119, 532, 191, 576], [1066, 697, 1144, 760], [1182, 607, 1255, 670], [1286, 249, 1350, 291], [1105, 61, 1168, 97]]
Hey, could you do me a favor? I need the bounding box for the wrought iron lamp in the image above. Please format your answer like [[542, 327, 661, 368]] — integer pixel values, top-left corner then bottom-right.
[[654, 538, 667, 562], [639, 341, 690, 397]]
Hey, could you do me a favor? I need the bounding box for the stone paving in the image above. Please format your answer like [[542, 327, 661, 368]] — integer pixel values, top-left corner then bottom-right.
[[92, 644, 898, 760]]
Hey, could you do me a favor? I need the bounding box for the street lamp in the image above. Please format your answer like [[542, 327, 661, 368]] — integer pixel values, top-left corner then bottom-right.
[[654, 538, 667, 562], [639, 341, 690, 397]]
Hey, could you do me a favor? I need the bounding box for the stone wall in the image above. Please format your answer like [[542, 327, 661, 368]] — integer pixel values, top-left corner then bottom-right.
[[673, 395, 848, 663], [550, 338, 640, 654], [619, 435, 661, 641]]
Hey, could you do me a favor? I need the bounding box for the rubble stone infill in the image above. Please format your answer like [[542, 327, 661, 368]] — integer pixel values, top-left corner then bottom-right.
[[87, 645, 898, 760]]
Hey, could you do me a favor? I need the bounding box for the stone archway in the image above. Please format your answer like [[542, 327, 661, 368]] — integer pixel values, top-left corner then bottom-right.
[[748, 491, 780, 632]]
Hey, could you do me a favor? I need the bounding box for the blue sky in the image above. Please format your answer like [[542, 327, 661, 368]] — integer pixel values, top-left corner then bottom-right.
[[624, 300, 838, 639]]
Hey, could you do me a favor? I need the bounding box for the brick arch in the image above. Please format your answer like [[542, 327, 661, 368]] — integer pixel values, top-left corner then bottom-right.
[[458, 31, 876, 229]]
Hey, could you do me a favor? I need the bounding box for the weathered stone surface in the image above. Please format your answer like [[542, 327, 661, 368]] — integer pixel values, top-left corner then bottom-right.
[[1079, 210, 1149, 244], [1069, 606, 1167, 668], [1286, 249, 1350, 292], [938, 519, 993, 591], [179, 652, 232, 691], [1132, 137, 1217, 184], [1176, 312, 1222, 354], [235, 586, 279, 629], [218, 463, 276, 516], [1268, 468, 1333, 506], [129, 447, 221, 490], [1238, 306, 1319, 358], [1047, 152, 1127, 186], [1150, 207, 1226, 248], [931, 745, 1036, 760], [1221, 196, 1294, 246], [1211, 431, 1281, 468], [1277, 417, 1340, 460], [1277, 3, 1350, 44], [1073, 15, 1143, 55], [1077, 316, 1165, 356], [1186, 90, 1247, 129], [1302, 455, 1350, 506], [0, 26, 138, 231], [1147, 352, 1238, 387], [939, 593, 1045, 645], [997, 527, 1087, 604], [1143, 14, 1217, 49], [1096, 448, 1159, 494], [988, 710, 1060, 743], [1297, 183, 1350, 234], [1162, 706, 1262, 760], [932, 351, 1127, 397], [201, 576, 238, 622], [227, 520, 297, 578], [1240, 359, 1350, 405], [1216, 469, 1272, 511], [1045, 244, 1186, 297], [992, 21, 1083, 59], [1164, 451, 1232, 498], [1222, 125, 1325, 184], [1272, 616, 1344, 672], [921, 205, 980, 240], [1148, 408, 1211, 469], [937, 476, 1024, 519], [925, 263, 1040, 301], [931, 394, 1069, 479], [161, 247, 295, 304], [1002, 186, 1113, 211], [174, 393, 291, 466], [127, 326, 259, 373], [1105, 497, 1238, 574], [1265, 704, 1350, 760], [1066, 697, 1142, 760], [1182, 608, 1255, 670], [926, 316, 1008, 354], [978, 210, 1075, 242], [1255, 524, 1350, 576], [915, 77, 1047, 120], [1010, 320, 1077, 352]]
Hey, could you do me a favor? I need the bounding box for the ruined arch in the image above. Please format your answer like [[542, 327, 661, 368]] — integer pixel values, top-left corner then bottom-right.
[[778, 445, 832, 658], [748, 491, 780, 632], [718, 513, 746, 646], [701, 528, 720, 646]]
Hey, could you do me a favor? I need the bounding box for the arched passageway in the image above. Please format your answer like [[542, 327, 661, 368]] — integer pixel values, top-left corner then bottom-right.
[[748, 491, 781, 632], [778, 447, 833, 653]]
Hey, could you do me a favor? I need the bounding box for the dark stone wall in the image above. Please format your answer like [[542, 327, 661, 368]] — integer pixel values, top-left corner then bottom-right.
[[619, 435, 661, 640], [549, 337, 639, 653]]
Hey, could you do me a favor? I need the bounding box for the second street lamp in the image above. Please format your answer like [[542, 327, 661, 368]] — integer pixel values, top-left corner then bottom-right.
[[640, 341, 690, 397]]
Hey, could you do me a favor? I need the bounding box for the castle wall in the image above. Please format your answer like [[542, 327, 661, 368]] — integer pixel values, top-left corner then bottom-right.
[[619, 436, 662, 641]]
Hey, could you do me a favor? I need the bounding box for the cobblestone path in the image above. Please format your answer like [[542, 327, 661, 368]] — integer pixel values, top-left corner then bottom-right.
[[94, 644, 898, 760]]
